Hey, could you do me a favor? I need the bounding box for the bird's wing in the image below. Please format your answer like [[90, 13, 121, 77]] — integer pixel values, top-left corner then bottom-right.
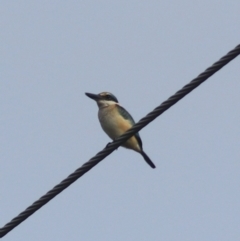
[[117, 105, 143, 150]]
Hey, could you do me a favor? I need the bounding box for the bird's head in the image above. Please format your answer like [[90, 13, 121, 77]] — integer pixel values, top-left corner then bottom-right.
[[85, 92, 119, 108]]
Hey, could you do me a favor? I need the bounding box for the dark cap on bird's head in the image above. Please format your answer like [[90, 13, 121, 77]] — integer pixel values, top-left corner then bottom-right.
[[85, 92, 118, 103]]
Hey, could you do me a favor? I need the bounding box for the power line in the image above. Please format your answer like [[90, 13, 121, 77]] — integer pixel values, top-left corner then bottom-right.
[[0, 44, 240, 238]]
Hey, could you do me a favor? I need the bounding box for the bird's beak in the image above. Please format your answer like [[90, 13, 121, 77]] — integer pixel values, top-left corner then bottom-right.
[[85, 92, 101, 101]]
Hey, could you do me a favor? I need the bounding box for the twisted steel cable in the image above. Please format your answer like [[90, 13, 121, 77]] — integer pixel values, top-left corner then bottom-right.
[[1, 44, 240, 238]]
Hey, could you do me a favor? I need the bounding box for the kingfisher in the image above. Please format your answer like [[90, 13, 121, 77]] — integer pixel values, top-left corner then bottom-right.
[[85, 91, 156, 169]]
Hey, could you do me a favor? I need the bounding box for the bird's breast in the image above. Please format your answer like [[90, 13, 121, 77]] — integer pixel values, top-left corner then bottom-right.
[[98, 105, 131, 140]]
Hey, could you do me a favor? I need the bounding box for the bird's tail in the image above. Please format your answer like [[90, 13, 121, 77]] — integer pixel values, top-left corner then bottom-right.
[[141, 151, 156, 169]]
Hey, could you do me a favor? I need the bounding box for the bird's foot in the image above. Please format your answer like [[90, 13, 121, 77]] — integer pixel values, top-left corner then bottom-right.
[[105, 142, 111, 148], [105, 142, 118, 150]]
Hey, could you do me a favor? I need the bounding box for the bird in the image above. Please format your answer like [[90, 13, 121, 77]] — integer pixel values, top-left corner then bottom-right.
[[85, 91, 156, 169]]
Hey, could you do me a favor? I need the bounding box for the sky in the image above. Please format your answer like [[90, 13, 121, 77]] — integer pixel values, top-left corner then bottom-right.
[[1, 1, 240, 240]]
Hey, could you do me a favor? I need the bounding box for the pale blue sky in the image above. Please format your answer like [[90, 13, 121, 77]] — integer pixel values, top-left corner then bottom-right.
[[1, 1, 240, 240]]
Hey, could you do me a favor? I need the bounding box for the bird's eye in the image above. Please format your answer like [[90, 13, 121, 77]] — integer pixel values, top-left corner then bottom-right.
[[105, 95, 111, 100]]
